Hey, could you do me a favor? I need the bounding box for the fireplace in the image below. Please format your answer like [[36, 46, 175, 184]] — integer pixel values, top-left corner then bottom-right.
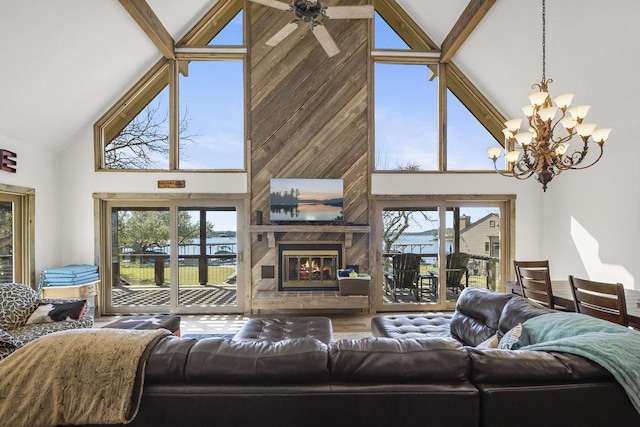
[[278, 243, 343, 291]]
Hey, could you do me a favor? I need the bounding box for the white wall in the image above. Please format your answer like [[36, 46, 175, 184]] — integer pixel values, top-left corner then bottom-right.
[[538, 3, 640, 290], [0, 133, 61, 279]]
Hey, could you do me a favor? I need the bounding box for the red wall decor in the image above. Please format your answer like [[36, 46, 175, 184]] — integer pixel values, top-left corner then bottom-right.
[[1, 150, 16, 173]]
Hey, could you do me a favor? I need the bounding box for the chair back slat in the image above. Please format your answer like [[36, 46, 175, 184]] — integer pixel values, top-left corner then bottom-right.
[[514, 260, 554, 308], [569, 275, 628, 326], [575, 289, 622, 311]]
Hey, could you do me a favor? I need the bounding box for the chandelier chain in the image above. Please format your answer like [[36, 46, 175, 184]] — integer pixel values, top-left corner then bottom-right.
[[541, 0, 546, 81]]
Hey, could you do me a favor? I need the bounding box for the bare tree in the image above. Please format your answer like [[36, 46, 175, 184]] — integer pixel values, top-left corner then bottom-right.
[[105, 101, 201, 169]]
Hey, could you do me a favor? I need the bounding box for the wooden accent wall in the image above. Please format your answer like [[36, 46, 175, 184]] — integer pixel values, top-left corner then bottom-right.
[[249, 0, 371, 297]]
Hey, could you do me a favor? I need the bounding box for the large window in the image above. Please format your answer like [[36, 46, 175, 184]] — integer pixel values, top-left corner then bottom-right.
[[373, 8, 505, 172], [95, 4, 245, 171], [375, 63, 438, 170]]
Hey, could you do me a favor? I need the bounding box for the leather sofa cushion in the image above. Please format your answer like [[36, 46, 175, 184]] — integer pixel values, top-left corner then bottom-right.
[[329, 337, 469, 382], [467, 347, 612, 383], [450, 287, 514, 346], [185, 337, 330, 383], [145, 335, 198, 383], [498, 295, 555, 337]]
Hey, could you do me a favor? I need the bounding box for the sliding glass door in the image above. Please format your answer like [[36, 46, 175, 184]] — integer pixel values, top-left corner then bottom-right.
[[102, 199, 244, 314], [377, 197, 512, 311]]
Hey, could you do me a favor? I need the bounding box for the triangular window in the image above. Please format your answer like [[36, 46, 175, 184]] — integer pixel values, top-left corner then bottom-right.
[[374, 12, 409, 50], [207, 10, 243, 46], [447, 89, 498, 170]]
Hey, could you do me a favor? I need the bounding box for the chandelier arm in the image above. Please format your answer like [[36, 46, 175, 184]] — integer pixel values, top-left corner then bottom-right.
[[569, 143, 604, 170], [549, 109, 568, 135], [550, 133, 573, 150], [557, 143, 589, 169], [512, 158, 538, 178], [491, 159, 535, 180]]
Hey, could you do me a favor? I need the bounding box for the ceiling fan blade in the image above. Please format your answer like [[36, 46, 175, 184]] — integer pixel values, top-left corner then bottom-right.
[[266, 21, 300, 46], [312, 23, 339, 57], [249, 0, 292, 11], [323, 5, 374, 19]]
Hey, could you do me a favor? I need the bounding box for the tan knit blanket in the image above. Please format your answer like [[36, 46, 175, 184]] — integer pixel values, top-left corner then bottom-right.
[[0, 328, 169, 427]]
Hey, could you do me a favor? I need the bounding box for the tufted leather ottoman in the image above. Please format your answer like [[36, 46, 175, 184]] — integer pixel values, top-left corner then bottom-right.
[[371, 313, 453, 339], [233, 316, 334, 344]]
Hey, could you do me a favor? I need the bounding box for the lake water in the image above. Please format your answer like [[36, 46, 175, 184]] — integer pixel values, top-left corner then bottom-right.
[[158, 235, 447, 256], [270, 204, 343, 222]]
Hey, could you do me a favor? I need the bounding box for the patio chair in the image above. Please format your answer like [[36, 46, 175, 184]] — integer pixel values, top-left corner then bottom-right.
[[514, 260, 554, 308], [446, 252, 470, 294], [389, 253, 421, 301], [569, 275, 628, 326]]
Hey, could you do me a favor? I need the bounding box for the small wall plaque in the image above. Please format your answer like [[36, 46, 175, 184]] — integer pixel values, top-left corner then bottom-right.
[[158, 180, 185, 189]]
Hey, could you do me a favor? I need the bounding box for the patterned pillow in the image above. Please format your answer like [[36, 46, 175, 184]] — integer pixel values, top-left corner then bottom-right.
[[0, 328, 17, 349], [26, 301, 87, 324], [498, 323, 522, 350], [0, 283, 40, 330]]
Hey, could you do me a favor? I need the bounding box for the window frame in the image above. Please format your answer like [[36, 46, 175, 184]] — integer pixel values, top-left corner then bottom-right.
[[371, 0, 507, 173], [94, 0, 247, 172], [371, 194, 515, 312], [0, 184, 35, 286]]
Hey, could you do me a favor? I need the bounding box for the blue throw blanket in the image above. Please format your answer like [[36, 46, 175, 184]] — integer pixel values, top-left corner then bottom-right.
[[518, 312, 640, 414]]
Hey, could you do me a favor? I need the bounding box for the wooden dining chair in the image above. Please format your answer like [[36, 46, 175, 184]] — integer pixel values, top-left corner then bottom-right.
[[569, 275, 629, 326], [513, 260, 554, 308]]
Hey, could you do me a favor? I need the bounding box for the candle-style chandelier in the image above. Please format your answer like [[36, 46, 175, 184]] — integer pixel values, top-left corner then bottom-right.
[[487, 0, 611, 191]]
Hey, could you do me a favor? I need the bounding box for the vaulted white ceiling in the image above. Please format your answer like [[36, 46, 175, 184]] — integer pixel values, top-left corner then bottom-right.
[[1, 0, 638, 152]]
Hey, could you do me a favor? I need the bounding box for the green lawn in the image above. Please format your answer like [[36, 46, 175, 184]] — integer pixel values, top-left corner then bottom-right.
[[119, 264, 236, 286]]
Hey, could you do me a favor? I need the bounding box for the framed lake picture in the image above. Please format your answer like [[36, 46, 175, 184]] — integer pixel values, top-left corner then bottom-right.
[[269, 178, 344, 223]]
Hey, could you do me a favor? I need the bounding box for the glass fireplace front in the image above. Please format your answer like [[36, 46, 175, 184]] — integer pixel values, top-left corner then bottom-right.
[[278, 244, 342, 291]]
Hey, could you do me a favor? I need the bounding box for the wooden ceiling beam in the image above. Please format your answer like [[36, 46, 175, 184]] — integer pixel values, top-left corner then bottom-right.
[[440, 0, 496, 63], [119, 0, 175, 60]]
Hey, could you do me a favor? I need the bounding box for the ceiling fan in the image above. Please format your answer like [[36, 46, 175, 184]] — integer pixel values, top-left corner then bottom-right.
[[250, 0, 374, 57]]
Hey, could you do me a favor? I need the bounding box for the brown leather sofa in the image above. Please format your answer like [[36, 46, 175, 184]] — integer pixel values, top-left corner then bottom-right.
[[100, 288, 639, 427]]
